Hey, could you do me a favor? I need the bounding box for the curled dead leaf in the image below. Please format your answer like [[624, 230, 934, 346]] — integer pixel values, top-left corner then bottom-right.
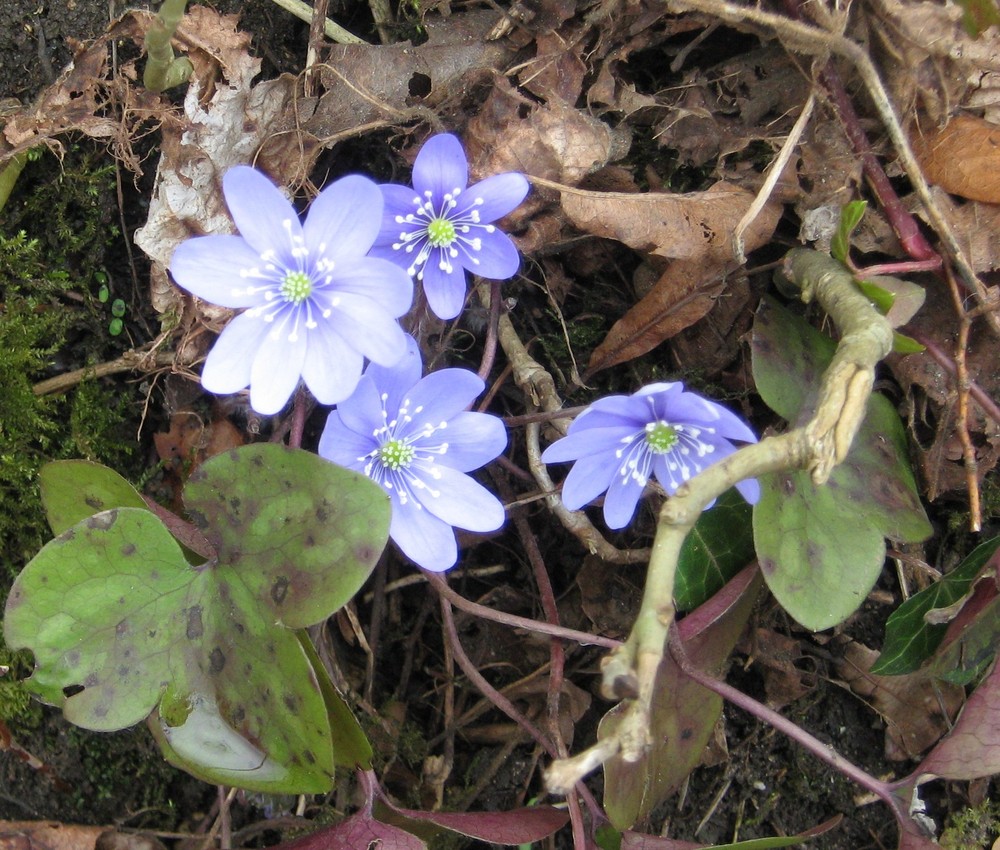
[[912, 114, 1000, 204]]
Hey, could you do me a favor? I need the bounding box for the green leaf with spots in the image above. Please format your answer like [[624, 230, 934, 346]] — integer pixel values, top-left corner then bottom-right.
[[40, 460, 148, 535], [675, 487, 755, 611], [751, 298, 931, 630], [3, 444, 389, 793]]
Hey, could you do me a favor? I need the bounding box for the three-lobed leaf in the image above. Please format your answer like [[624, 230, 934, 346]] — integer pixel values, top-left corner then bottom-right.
[[751, 298, 931, 630], [4, 444, 389, 793]]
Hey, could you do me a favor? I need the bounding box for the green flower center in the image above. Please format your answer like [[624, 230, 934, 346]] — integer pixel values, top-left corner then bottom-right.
[[281, 271, 312, 304], [426, 217, 457, 248], [645, 421, 678, 454], [379, 439, 415, 471]]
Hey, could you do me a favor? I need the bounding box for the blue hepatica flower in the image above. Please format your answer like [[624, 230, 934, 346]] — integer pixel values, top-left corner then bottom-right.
[[319, 337, 508, 571], [541, 382, 760, 530], [369, 133, 530, 321], [170, 166, 413, 415]]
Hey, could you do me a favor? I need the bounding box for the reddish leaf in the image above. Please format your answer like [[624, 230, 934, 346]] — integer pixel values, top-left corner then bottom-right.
[[387, 805, 569, 844], [272, 809, 425, 850], [911, 114, 1000, 204], [601, 566, 763, 829], [915, 650, 1000, 780]]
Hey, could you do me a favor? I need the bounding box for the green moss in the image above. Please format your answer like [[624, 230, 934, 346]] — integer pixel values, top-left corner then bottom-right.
[[941, 799, 1000, 850]]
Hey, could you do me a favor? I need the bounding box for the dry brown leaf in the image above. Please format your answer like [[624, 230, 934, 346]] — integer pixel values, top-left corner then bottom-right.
[[740, 628, 816, 710], [0, 823, 103, 850], [466, 81, 623, 197], [912, 114, 1000, 204], [912, 186, 1000, 272], [569, 182, 780, 375], [837, 641, 964, 761], [561, 181, 779, 260], [310, 11, 512, 138]]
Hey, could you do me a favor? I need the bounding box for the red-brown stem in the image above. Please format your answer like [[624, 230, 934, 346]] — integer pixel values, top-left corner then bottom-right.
[[905, 330, 1000, 427], [478, 278, 503, 381]]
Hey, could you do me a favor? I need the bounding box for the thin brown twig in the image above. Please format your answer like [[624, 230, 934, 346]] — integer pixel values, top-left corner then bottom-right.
[[943, 264, 981, 530]]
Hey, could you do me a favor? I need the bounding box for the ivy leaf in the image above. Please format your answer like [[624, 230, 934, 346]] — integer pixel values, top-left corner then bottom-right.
[[830, 200, 867, 264], [4, 444, 389, 793], [872, 536, 1000, 675], [751, 298, 931, 630], [675, 488, 755, 611]]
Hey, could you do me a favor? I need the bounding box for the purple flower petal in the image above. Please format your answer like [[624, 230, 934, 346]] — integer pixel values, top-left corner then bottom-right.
[[373, 184, 424, 246], [397, 369, 485, 430], [389, 497, 458, 572], [200, 312, 273, 394], [461, 173, 530, 223], [303, 174, 383, 260], [323, 291, 409, 366], [602, 471, 645, 530], [541, 426, 638, 464], [558, 451, 620, 511], [324, 257, 413, 318], [736, 476, 761, 504], [170, 236, 274, 308], [318, 414, 375, 470], [332, 374, 384, 437], [421, 260, 469, 320], [468, 228, 521, 281], [222, 166, 301, 259], [364, 335, 424, 415], [430, 412, 508, 472], [423, 252, 466, 320], [409, 465, 505, 532], [412, 134, 468, 198], [248, 317, 309, 414], [300, 324, 364, 405]]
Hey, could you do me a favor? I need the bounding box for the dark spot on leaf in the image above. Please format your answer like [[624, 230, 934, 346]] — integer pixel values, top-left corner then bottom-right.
[[271, 576, 290, 605], [303, 749, 317, 765], [93, 704, 108, 718], [234, 621, 245, 634], [150, 570, 159, 581], [243, 663, 253, 676], [355, 544, 376, 564], [118, 596, 126, 605], [781, 476, 795, 496], [229, 548, 242, 565], [66, 651, 80, 667], [304, 534, 315, 548], [118, 666, 130, 678], [232, 706, 245, 723], [121, 542, 136, 556], [209, 647, 226, 674], [63, 684, 84, 697], [759, 557, 776, 576], [229, 497, 241, 513], [116, 619, 129, 637], [680, 727, 693, 740], [188, 468, 207, 483], [85, 496, 103, 509], [283, 694, 298, 713], [86, 511, 117, 530], [188, 509, 209, 530], [266, 642, 276, 656], [186, 606, 204, 639], [251, 454, 264, 467], [315, 506, 329, 522], [63, 530, 75, 541], [148, 629, 157, 638], [84, 673, 99, 687]]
